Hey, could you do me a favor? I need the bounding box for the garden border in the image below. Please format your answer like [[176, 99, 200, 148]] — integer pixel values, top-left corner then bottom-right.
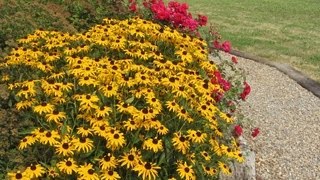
[[229, 50, 320, 99]]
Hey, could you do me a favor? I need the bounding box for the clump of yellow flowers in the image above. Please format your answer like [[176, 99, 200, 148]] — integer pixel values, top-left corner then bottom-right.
[[2, 17, 244, 179]]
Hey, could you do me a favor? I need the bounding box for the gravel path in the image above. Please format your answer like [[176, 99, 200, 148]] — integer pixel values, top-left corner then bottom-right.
[[221, 53, 320, 180]]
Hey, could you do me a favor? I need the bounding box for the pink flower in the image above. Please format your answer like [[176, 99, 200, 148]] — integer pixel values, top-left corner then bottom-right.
[[231, 56, 238, 64], [252, 128, 260, 138], [197, 14, 208, 26], [221, 41, 231, 52], [234, 125, 243, 137], [129, 2, 138, 12], [213, 40, 220, 49], [240, 82, 251, 101]]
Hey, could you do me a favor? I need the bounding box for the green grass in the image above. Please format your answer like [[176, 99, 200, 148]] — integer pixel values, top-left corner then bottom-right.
[[182, 0, 320, 82]]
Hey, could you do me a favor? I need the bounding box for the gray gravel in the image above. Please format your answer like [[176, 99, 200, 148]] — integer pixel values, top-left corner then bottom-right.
[[220, 53, 320, 180]]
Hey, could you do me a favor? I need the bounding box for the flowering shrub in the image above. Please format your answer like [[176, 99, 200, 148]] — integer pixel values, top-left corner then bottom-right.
[[0, 16, 249, 179], [137, 0, 208, 33]]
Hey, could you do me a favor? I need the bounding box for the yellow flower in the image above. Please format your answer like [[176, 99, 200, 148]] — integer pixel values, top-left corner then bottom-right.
[[45, 110, 67, 124], [77, 163, 99, 180], [39, 130, 60, 146], [72, 137, 94, 153], [77, 126, 93, 137], [142, 137, 163, 153], [119, 148, 142, 169], [187, 130, 207, 143], [202, 165, 217, 176], [24, 164, 45, 179], [95, 105, 112, 117], [18, 135, 37, 150], [200, 151, 211, 161], [33, 102, 54, 115], [123, 118, 140, 131], [75, 94, 100, 112], [176, 161, 195, 180], [133, 161, 161, 180], [7, 170, 30, 180], [218, 161, 231, 175], [97, 153, 118, 170], [172, 133, 190, 154], [57, 158, 78, 175], [100, 170, 121, 180], [46, 167, 59, 178], [54, 140, 75, 157], [105, 130, 126, 150], [156, 124, 169, 135]]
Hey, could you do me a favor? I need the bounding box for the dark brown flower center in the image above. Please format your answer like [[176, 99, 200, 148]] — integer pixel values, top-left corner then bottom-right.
[[30, 165, 36, 171], [80, 137, 86, 143], [184, 167, 190, 173], [128, 154, 134, 161], [179, 136, 186, 142], [152, 139, 158, 144], [62, 143, 69, 149], [15, 173, 22, 179], [108, 170, 114, 175], [88, 169, 94, 175], [145, 162, 152, 170], [66, 161, 72, 166], [46, 132, 52, 137], [114, 134, 119, 139], [196, 132, 202, 137], [86, 95, 91, 99]]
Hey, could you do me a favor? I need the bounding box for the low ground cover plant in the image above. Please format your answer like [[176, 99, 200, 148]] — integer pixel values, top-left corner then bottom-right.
[[0, 0, 253, 179]]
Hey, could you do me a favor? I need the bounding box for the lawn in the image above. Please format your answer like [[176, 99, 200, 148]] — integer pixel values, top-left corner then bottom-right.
[[181, 0, 320, 82]]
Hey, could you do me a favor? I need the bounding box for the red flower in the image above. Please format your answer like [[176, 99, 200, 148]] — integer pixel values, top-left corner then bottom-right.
[[213, 40, 220, 49], [252, 128, 260, 138], [240, 82, 251, 101], [221, 41, 231, 53], [129, 2, 138, 12], [234, 125, 243, 137], [197, 14, 208, 26], [231, 56, 238, 64]]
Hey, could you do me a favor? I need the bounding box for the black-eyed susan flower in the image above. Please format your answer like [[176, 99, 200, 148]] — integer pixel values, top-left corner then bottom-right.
[[202, 165, 217, 176], [46, 167, 59, 178], [100, 170, 121, 180], [54, 140, 75, 157], [77, 126, 93, 137], [133, 161, 161, 180], [33, 102, 54, 115], [7, 171, 29, 180], [218, 161, 231, 175], [105, 130, 126, 150], [18, 135, 37, 150], [142, 137, 163, 153], [156, 124, 169, 135], [119, 148, 142, 169], [187, 130, 207, 143], [77, 163, 99, 180], [24, 164, 45, 179], [39, 130, 60, 146], [95, 106, 112, 117], [75, 94, 100, 112], [200, 151, 211, 161], [97, 153, 118, 170], [15, 99, 36, 111], [57, 158, 78, 175], [45, 110, 67, 124], [72, 137, 94, 153], [123, 118, 139, 131], [172, 133, 190, 154], [176, 161, 195, 180]]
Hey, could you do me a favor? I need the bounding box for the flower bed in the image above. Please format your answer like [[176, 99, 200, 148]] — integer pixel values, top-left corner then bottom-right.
[[0, 0, 253, 179]]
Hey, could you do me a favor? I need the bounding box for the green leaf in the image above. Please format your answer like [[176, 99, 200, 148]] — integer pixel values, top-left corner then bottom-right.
[[125, 96, 134, 104]]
